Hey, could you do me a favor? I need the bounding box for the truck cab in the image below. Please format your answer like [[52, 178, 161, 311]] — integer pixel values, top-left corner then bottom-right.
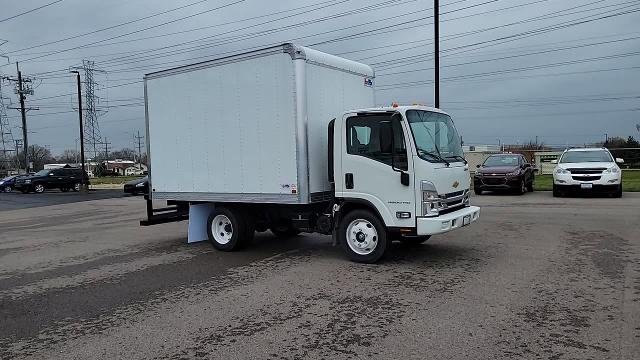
[[331, 105, 480, 262]]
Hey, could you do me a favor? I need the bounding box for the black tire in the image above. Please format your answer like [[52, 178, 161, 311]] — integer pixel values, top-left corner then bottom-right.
[[517, 179, 526, 195], [399, 236, 431, 246], [33, 183, 45, 194], [206, 206, 252, 251], [270, 223, 300, 238], [552, 184, 561, 198], [3, 186, 12, 193], [613, 184, 622, 198], [338, 209, 389, 263], [527, 179, 534, 192], [474, 188, 482, 195], [72, 182, 81, 192]]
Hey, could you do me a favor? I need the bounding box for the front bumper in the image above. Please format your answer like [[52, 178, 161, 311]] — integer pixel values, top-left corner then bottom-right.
[[553, 172, 620, 187], [417, 206, 480, 235], [474, 176, 522, 190]]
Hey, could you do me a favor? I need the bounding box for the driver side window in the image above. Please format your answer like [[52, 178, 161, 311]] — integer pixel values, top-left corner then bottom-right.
[[346, 115, 407, 170]]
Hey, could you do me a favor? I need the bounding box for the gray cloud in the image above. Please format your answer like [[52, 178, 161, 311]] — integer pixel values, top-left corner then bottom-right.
[[1, 0, 639, 154]]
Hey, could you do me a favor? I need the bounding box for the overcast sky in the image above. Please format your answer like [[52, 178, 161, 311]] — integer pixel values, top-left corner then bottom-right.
[[1, 0, 639, 155]]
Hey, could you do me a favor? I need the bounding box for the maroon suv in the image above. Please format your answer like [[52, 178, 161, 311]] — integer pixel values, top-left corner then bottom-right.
[[473, 154, 535, 195]]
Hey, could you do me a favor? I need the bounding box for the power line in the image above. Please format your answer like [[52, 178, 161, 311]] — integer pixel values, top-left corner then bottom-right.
[[0, 0, 64, 24]]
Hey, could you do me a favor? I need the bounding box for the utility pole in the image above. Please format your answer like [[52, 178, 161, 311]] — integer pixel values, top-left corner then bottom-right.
[[71, 70, 87, 193], [102, 138, 111, 172], [134, 130, 144, 170], [3, 62, 37, 173], [604, 133, 608, 145], [434, 0, 440, 108]]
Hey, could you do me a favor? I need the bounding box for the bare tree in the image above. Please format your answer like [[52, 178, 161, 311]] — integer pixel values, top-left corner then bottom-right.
[[57, 149, 79, 163]]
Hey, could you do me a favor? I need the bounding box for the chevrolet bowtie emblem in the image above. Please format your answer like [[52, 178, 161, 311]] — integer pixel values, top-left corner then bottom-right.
[[452, 181, 460, 188]]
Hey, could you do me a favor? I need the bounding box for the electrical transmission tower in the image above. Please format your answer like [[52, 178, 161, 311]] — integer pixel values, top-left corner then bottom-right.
[[0, 79, 16, 172], [79, 60, 106, 160]]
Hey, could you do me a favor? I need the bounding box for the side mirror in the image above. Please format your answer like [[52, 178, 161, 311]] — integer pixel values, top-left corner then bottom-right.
[[616, 158, 624, 164], [551, 160, 558, 164], [476, 164, 481, 168]]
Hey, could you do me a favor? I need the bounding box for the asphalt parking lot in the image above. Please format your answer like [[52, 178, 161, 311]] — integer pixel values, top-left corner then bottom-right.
[[1, 192, 639, 359], [0, 190, 125, 212]]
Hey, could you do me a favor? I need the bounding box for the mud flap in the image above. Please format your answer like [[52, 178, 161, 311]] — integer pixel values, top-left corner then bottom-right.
[[187, 203, 216, 243]]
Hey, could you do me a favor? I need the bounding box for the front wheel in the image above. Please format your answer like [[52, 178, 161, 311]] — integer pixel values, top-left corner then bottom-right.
[[527, 179, 534, 192], [206, 207, 252, 251], [339, 209, 389, 263], [518, 179, 526, 195], [613, 184, 622, 198], [399, 236, 431, 246], [552, 184, 561, 197], [73, 182, 81, 192]]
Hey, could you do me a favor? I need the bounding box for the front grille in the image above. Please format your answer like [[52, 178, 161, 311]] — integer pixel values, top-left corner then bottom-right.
[[444, 190, 464, 198], [482, 178, 506, 185], [567, 168, 606, 174], [572, 175, 601, 181]]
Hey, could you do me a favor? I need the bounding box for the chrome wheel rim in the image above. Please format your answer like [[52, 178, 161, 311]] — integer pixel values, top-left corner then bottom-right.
[[74, 183, 80, 191], [35, 184, 44, 193], [211, 214, 233, 245], [346, 219, 378, 255]]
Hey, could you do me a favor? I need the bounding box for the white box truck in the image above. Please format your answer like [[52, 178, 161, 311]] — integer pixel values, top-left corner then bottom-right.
[[142, 43, 480, 263]]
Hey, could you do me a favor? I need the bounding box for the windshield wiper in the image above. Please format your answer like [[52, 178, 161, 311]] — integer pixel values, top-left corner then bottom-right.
[[418, 149, 450, 166], [445, 155, 467, 164]]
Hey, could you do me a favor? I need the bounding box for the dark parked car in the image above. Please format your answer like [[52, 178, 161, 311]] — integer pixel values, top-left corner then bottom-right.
[[123, 175, 148, 195], [473, 154, 534, 195], [0, 175, 29, 193], [13, 168, 90, 193]]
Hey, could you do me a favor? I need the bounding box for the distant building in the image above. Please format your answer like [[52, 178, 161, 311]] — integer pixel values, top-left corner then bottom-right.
[[463, 145, 502, 172]]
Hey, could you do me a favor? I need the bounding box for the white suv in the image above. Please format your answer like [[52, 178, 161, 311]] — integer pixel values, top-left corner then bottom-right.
[[552, 148, 623, 198]]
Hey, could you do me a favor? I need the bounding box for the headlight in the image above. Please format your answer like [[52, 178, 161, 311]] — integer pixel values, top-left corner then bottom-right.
[[507, 170, 520, 176], [555, 168, 569, 175], [25, 179, 31, 183], [135, 182, 145, 187], [605, 167, 619, 174], [421, 181, 441, 217], [0, 181, 4, 185]]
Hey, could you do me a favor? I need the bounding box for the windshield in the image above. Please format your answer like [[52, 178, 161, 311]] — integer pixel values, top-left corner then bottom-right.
[[560, 150, 612, 163], [406, 110, 463, 163], [483, 155, 519, 167], [34, 169, 50, 176]]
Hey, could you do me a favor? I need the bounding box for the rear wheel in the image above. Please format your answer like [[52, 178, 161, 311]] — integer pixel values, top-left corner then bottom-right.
[[206, 206, 252, 251], [399, 236, 431, 246], [34, 183, 45, 194], [73, 182, 81, 192], [3, 186, 12, 193], [339, 209, 389, 263]]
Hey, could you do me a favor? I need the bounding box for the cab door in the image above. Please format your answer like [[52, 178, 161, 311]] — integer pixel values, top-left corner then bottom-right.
[[336, 112, 415, 227]]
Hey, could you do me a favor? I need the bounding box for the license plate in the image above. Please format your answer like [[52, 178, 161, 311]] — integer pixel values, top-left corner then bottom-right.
[[463, 215, 471, 226], [581, 183, 593, 189]]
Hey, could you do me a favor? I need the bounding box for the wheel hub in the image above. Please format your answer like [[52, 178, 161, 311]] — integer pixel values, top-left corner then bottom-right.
[[211, 214, 233, 245], [346, 219, 378, 255]]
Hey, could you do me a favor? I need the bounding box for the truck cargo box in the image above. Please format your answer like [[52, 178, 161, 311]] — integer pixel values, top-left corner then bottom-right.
[[145, 43, 374, 204]]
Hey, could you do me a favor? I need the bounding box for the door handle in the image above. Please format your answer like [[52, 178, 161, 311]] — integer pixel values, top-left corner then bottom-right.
[[345, 173, 354, 189]]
